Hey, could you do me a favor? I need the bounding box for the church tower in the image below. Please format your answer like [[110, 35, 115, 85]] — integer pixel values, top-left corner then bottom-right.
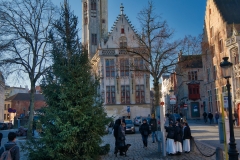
[[82, 0, 108, 59]]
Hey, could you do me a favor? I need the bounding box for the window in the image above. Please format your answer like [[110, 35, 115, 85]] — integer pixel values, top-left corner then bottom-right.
[[7, 114, 10, 120], [105, 59, 115, 77], [120, 58, 129, 76], [210, 27, 214, 38], [121, 85, 130, 104], [84, 17, 88, 25], [207, 68, 210, 82], [4, 104, 6, 110], [218, 33, 223, 53], [188, 71, 197, 80], [215, 88, 220, 111], [188, 84, 200, 100], [91, 34, 97, 45], [119, 36, 127, 48], [121, 26, 124, 34], [222, 86, 227, 93], [91, 0, 96, 10], [106, 86, 115, 104], [134, 58, 144, 76], [102, 19, 105, 23], [4, 114, 6, 120], [136, 85, 145, 103], [211, 45, 215, 57], [213, 66, 217, 80], [84, 2, 87, 11], [7, 104, 10, 109]]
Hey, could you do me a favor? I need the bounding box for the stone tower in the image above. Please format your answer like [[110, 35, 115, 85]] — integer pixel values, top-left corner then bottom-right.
[[82, 0, 108, 59]]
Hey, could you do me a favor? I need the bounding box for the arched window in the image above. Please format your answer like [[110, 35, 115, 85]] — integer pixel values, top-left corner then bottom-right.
[[119, 36, 127, 48], [91, 0, 96, 10]]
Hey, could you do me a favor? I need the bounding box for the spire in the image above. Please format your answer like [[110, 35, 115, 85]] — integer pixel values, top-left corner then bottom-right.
[[120, 3, 124, 15]]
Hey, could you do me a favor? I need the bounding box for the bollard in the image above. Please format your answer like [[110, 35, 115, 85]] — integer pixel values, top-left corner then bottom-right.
[[190, 137, 195, 152], [215, 147, 223, 160], [218, 116, 224, 143]]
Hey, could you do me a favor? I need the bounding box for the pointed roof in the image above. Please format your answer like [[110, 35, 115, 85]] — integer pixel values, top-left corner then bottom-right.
[[5, 93, 45, 101], [213, 0, 240, 24]]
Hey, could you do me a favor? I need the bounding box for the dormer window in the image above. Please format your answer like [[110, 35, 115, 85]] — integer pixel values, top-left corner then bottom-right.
[[121, 26, 124, 34]]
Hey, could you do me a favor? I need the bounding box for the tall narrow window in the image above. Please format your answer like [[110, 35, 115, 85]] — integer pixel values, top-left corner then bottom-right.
[[208, 90, 212, 112], [84, 2, 87, 11], [136, 85, 145, 103], [106, 86, 115, 104], [121, 85, 130, 104], [91, 0, 96, 10], [134, 58, 144, 76], [120, 58, 129, 76], [188, 71, 198, 80], [210, 27, 214, 38], [218, 33, 223, 53], [91, 34, 97, 45], [211, 45, 215, 57], [105, 59, 115, 77], [121, 26, 125, 34], [207, 68, 210, 82], [213, 66, 217, 80], [119, 36, 127, 48]]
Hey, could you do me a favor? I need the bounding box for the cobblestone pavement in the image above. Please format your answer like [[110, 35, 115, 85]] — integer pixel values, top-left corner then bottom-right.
[[100, 133, 216, 160]]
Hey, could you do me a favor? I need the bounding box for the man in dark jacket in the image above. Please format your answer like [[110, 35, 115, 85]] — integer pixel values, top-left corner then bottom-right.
[[203, 111, 207, 123], [208, 112, 213, 124], [4, 132, 20, 160], [113, 119, 122, 154], [149, 114, 157, 143], [139, 119, 150, 148]]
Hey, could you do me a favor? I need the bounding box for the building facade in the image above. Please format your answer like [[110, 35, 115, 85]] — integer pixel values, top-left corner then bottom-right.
[[0, 72, 5, 122], [175, 55, 204, 119], [202, 0, 240, 119], [82, 2, 150, 119]]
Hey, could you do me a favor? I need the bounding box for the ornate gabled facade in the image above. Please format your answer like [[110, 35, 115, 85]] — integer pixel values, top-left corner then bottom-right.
[[202, 0, 240, 119], [82, 3, 150, 119], [0, 72, 5, 122], [226, 25, 240, 114]]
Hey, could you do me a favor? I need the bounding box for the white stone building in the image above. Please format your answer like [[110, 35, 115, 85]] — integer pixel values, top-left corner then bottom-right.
[[81, 1, 150, 119]]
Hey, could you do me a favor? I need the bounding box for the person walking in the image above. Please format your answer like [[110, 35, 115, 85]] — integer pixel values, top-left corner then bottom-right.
[[113, 119, 121, 155], [203, 111, 207, 123], [215, 111, 219, 124], [183, 122, 191, 153], [174, 121, 183, 155], [234, 111, 238, 126], [3, 132, 20, 160], [116, 122, 126, 156], [139, 119, 150, 148], [208, 112, 213, 124], [165, 122, 176, 156], [149, 114, 157, 143]]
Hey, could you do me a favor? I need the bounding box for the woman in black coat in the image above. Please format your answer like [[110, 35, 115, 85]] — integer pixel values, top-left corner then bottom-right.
[[139, 119, 150, 148], [165, 122, 176, 155], [174, 122, 183, 155], [183, 122, 191, 153], [113, 119, 122, 154]]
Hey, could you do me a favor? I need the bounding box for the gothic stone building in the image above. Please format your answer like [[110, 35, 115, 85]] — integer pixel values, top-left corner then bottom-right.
[[202, 0, 240, 120], [81, 1, 150, 119]]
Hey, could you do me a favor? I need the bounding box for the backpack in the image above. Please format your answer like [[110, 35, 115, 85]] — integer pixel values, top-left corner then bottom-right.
[[0, 145, 15, 160]]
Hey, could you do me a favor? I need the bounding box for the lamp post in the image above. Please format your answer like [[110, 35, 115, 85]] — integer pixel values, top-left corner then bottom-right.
[[169, 87, 174, 114], [220, 57, 239, 159]]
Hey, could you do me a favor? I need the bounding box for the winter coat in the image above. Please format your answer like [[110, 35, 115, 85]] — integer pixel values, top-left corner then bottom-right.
[[208, 113, 213, 119], [183, 126, 191, 140], [203, 112, 207, 117], [149, 118, 157, 131], [4, 142, 20, 160], [117, 125, 125, 147], [139, 123, 150, 136], [113, 119, 121, 139], [165, 126, 175, 139], [174, 125, 183, 142]]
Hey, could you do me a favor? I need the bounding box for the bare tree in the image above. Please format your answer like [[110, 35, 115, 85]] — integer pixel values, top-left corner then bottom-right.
[[128, 1, 201, 113], [0, 0, 56, 138]]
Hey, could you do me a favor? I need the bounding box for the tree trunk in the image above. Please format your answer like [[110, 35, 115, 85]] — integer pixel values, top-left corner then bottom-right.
[[27, 82, 35, 139], [153, 78, 160, 109]]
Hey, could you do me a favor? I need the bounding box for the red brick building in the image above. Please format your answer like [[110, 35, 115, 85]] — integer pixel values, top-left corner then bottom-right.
[[4, 93, 46, 122]]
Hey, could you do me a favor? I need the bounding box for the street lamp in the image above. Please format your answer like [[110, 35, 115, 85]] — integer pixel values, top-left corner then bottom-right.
[[169, 87, 174, 114], [220, 57, 239, 159]]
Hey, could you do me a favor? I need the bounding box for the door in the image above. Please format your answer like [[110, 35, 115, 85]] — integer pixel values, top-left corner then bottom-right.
[[191, 102, 200, 118]]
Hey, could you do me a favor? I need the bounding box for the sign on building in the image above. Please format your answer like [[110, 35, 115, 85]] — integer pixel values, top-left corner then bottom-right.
[[170, 95, 176, 105]]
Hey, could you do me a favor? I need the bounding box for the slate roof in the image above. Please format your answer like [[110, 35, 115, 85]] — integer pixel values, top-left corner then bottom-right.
[[214, 0, 240, 24], [179, 55, 203, 68], [5, 93, 45, 101]]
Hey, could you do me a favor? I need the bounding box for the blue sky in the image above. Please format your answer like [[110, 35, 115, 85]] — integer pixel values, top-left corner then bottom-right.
[[52, 0, 207, 40], [7, 0, 207, 87]]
